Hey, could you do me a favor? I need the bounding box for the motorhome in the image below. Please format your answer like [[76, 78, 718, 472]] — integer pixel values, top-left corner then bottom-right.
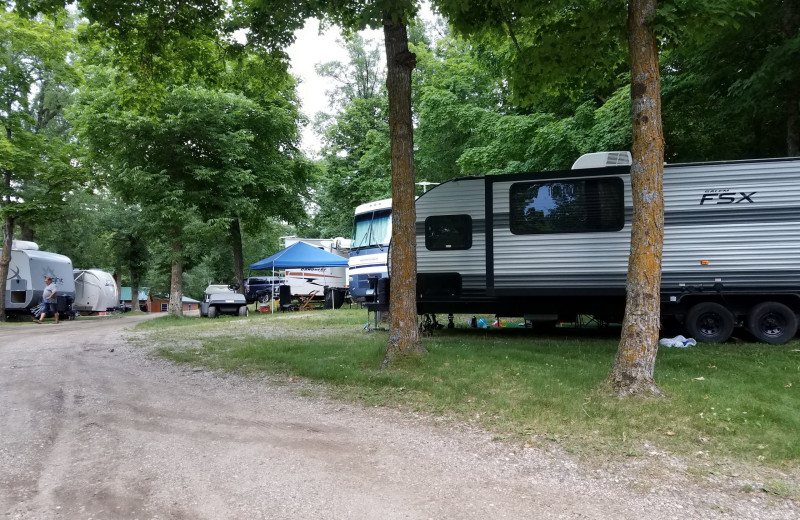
[[348, 198, 392, 302], [410, 152, 800, 344], [73, 269, 120, 313], [280, 236, 350, 305], [3, 241, 75, 316]]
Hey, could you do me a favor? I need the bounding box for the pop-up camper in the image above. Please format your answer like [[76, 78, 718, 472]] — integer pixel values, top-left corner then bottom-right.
[[73, 269, 120, 313], [3, 241, 75, 316], [410, 152, 800, 344]]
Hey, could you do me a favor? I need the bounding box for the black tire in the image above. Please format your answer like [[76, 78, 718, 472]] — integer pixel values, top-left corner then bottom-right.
[[746, 302, 798, 344], [685, 302, 734, 343], [324, 289, 345, 310], [332, 289, 345, 309], [238, 306, 249, 317], [208, 306, 218, 319]]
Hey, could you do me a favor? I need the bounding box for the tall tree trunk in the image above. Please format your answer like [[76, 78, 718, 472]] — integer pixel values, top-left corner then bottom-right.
[[783, 0, 800, 156], [787, 87, 799, 156], [230, 218, 245, 295], [168, 226, 184, 316], [19, 221, 34, 241], [0, 216, 15, 322], [608, 0, 665, 397], [130, 267, 141, 313], [382, 5, 425, 368]]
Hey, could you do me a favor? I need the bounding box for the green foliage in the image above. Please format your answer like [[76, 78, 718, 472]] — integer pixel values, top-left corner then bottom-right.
[[660, 0, 799, 160], [431, 0, 629, 107], [0, 9, 87, 224], [33, 190, 119, 271], [310, 35, 392, 237], [315, 34, 384, 109], [72, 34, 310, 284]]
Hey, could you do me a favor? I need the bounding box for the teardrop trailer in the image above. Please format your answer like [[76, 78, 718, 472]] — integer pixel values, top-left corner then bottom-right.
[[73, 269, 120, 314], [407, 152, 800, 344]]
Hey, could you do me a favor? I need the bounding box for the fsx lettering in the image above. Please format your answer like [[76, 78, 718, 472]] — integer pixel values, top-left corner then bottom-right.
[[700, 192, 756, 205]]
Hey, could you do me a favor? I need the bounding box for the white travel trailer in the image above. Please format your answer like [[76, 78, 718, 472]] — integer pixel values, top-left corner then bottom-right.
[[280, 236, 350, 305], [348, 198, 392, 303], [3, 241, 75, 316], [73, 269, 120, 313], [411, 152, 800, 344]]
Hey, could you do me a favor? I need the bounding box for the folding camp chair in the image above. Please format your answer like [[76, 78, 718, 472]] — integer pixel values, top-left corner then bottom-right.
[[298, 290, 319, 311]]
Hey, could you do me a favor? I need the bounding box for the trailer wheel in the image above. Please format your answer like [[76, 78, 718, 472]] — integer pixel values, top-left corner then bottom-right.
[[208, 306, 218, 319], [238, 306, 249, 317], [746, 302, 797, 344], [686, 302, 734, 343]]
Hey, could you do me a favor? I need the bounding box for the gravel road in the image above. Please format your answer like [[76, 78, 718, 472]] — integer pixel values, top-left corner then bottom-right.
[[1, 315, 797, 519]]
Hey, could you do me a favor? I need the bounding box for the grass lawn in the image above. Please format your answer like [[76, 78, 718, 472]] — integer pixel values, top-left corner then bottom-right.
[[139, 308, 800, 473]]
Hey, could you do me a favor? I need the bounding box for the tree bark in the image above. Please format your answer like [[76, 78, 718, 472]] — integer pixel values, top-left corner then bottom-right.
[[783, 0, 800, 156], [130, 266, 141, 313], [230, 218, 245, 295], [787, 86, 799, 156], [382, 4, 425, 368], [19, 221, 34, 241], [0, 216, 15, 322], [608, 0, 665, 397], [168, 226, 184, 316]]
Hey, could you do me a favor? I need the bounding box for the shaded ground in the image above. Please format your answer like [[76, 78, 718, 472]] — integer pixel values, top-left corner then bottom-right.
[[1, 315, 797, 519]]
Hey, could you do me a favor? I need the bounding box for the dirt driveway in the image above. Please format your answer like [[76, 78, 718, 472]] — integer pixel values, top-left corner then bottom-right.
[[1, 316, 797, 519]]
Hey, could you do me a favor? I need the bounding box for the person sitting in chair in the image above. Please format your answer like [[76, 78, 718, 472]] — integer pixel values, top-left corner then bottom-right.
[[37, 276, 59, 324]]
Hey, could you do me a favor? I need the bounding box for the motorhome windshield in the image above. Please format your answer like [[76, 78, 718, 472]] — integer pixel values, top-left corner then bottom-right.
[[352, 209, 391, 249]]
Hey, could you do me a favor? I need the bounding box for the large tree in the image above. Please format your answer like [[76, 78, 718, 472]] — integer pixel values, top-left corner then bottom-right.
[[247, 0, 425, 364], [48, 0, 310, 313], [432, 0, 753, 395], [72, 75, 307, 314], [0, 9, 85, 321], [607, 0, 664, 396], [381, 0, 426, 364]]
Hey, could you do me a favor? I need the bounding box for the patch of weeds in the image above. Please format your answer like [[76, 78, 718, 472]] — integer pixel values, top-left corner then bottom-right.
[[762, 480, 794, 497]]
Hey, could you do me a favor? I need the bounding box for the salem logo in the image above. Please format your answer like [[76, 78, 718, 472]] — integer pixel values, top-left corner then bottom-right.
[[700, 192, 756, 205]]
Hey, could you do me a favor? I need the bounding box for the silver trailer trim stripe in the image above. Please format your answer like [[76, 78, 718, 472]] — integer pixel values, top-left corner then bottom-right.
[[664, 207, 800, 226], [492, 207, 799, 229], [492, 270, 800, 288]]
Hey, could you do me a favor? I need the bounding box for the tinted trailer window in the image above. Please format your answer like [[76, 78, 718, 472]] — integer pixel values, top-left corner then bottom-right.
[[509, 177, 624, 235]]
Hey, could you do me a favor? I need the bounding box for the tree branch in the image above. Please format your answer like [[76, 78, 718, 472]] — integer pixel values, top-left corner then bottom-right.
[[497, 4, 522, 53]]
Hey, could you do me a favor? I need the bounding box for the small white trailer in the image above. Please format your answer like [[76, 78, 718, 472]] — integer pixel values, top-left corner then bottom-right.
[[3, 241, 76, 316], [73, 269, 120, 313], [410, 152, 800, 344]]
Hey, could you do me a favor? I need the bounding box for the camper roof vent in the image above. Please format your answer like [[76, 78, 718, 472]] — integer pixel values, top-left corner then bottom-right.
[[11, 240, 39, 251], [571, 151, 632, 170]]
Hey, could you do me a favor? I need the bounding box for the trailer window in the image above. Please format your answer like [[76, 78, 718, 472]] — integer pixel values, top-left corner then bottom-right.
[[509, 178, 624, 234], [425, 214, 472, 250]]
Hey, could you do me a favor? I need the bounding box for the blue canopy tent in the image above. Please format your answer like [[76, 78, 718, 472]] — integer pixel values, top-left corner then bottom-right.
[[249, 241, 348, 270], [249, 241, 349, 311]]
